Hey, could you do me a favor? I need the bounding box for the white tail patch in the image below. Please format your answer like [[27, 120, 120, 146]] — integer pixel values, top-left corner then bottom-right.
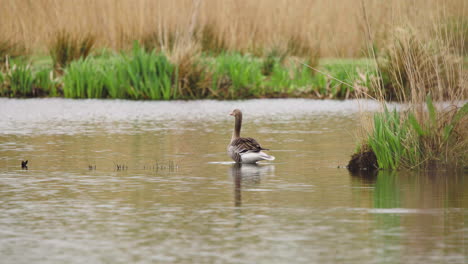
[[240, 151, 275, 163]]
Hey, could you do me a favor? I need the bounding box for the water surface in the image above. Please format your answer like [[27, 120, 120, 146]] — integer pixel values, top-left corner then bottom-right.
[[0, 98, 466, 263]]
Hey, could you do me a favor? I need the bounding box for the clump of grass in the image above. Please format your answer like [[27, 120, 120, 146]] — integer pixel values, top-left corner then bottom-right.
[[5, 63, 34, 97], [364, 96, 467, 170], [34, 68, 58, 97], [1, 60, 59, 97], [210, 52, 263, 98], [367, 107, 416, 170], [100, 43, 177, 100], [49, 30, 95, 73], [60, 43, 180, 100], [63, 58, 105, 98], [121, 43, 176, 100], [101, 56, 128, 99]]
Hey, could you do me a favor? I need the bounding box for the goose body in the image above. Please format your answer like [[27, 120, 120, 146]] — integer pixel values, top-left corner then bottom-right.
[[227, 109, 275, 164]]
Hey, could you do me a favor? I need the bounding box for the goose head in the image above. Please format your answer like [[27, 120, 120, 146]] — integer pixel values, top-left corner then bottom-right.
[[229, 109, 242, 117]]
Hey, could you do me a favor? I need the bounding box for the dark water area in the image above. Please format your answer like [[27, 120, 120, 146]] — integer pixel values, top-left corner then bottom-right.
[[0, 98, 466, 263]]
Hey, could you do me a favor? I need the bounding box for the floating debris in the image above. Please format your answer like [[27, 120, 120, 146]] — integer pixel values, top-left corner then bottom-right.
[[21, 160, 28, 169]]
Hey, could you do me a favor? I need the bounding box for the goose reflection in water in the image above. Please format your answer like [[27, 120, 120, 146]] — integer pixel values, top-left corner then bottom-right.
[[230, 163, 275, 207]]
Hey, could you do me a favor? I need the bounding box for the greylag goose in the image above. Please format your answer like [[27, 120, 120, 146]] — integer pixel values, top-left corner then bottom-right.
[[228, 109, 275, 163]]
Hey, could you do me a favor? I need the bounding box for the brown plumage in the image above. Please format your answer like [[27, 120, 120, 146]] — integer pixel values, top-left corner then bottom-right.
[[227, 109, 275, 163]]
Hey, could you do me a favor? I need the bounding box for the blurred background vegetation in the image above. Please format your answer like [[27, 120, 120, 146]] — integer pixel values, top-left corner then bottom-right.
[[0, 0, 466, 101]]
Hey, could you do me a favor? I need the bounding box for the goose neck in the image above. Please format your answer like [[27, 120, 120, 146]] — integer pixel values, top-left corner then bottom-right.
[[232, 114, 242, 141]]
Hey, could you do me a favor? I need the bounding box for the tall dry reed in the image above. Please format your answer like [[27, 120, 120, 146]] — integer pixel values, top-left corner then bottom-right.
[[0, 0, 466, 57]]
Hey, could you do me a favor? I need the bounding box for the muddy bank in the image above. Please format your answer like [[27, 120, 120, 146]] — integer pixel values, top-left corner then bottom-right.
[[347, 150, 378, 172]]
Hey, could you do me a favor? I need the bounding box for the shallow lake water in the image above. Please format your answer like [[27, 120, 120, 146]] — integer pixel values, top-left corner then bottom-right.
[[0, 98, 466, 263]]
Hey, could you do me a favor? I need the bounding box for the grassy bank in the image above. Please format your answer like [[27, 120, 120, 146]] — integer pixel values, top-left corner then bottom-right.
[[0, 43, 376, 100], [349, 98, 467, 171], [349, 20, 468, 171]]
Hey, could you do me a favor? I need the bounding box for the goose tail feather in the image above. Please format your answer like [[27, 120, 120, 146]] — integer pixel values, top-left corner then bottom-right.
[[240, 151, 275, 163]]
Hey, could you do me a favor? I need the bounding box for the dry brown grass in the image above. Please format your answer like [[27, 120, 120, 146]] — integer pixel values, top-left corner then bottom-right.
[[1, 0, 466, 57], [378, 27, 467, 102], [49, 30, 95, 73]]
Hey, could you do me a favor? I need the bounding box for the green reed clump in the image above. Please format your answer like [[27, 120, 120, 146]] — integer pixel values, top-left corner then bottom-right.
[[367, 107, 415, 170], [6, 63, 34, 97], [34, 68, 58, 96], [49, 30, 95, 73], [363, 95, 467, 170], [101, 56, 128, 99], [61, 43, 177, 100], [120, 43, 175, 99], [211, 52, 263, 98], [99, 43, 177, 99], [63, 58, 105, 98]]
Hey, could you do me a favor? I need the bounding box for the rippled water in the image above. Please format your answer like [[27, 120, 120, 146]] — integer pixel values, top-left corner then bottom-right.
[[0, 98, 466, 263]]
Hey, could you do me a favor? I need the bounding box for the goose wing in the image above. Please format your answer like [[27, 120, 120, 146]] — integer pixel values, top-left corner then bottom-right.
[[231, 137, 269, 153]]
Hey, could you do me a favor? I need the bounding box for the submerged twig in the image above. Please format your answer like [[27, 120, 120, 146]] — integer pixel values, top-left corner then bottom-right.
[[21, 160, 28, 169], [113, 161, 128, 171], [144, 160, 179, 172]]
